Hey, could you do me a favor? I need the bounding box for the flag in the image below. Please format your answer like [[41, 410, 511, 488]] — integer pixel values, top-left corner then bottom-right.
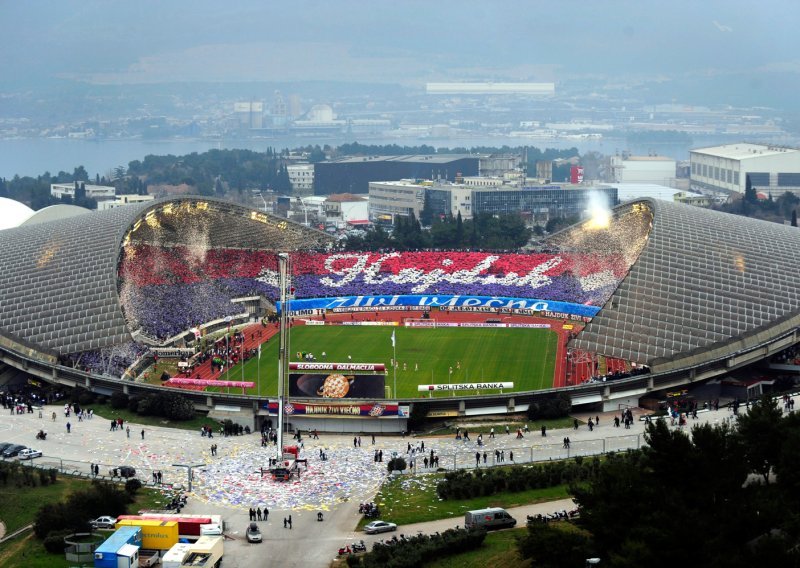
[[391, 330, 396, 348]]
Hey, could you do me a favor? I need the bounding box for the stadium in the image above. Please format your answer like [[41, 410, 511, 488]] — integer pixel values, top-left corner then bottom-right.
[[1, 195, 800, 432]]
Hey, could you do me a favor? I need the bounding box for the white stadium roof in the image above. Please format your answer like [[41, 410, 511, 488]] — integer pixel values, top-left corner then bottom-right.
[[0, 198, 34, 230]]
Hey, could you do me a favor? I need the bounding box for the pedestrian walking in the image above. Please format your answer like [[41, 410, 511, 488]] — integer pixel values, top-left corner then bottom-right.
[[66, 421, 71, 433], [283, 518, 287, 528], [541, 425, 546, 437], [257, 509, 262, 521], [288, 515, 292, 529], [574, 418, 579, 430], [141, 429, 145, 440], [263, 507, 269, 521], [126, 426, 130, 438], [250, 508, 255, 521]]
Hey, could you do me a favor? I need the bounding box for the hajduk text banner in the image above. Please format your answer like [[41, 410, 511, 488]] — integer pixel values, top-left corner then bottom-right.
[[278, 294, 601, 318]]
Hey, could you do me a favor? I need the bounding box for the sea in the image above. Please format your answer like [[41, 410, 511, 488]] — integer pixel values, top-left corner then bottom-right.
[[0, 135, 726, 180]]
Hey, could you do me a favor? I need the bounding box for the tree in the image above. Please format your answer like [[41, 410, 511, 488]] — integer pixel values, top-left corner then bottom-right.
[[455, 211, 464, 246], [792, 209, 797, 227], [518, 523, 595, 568], [736, 394, 785, 484], [744, 174, 758, 204]]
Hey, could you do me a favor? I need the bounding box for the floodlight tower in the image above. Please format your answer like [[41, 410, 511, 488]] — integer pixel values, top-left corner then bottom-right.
[[276, 252, 291, 458]]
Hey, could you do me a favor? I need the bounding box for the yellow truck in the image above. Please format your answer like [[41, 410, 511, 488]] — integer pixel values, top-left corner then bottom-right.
[[115, 519, 179, 551]]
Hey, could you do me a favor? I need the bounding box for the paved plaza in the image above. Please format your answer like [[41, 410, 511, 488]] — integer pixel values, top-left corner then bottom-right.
[[0, 400, 775, 567]]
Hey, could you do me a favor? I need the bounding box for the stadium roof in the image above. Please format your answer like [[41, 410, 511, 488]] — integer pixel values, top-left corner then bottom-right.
[[0, 197, 34, 230], [557, 199, 800, 366], [0, 197, 333, 355]]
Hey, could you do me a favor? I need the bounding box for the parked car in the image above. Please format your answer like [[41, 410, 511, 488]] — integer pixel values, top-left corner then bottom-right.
[[464, 508, 517, 531], [2, 444, 27, 458], [364, 521, 397, 534], [110, 465, 136, 478], [246, 522, 262, 543], [0, 443, 14, 454], [17, 448, 42, 460], [89, 516, 117, 530]]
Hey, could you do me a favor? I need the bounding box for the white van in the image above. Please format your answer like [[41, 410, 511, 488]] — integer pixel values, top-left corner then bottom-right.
[[464, 508, 517, 530]]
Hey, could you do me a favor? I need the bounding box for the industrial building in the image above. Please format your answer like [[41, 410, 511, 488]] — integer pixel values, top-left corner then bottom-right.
[[425, 82, 555, 96], [314, 155, 479, 195], [608, 155, 677, 186], [689, 143, 800, 195]]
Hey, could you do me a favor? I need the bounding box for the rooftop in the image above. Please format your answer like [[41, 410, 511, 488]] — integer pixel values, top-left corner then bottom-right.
[[327, 154, 475, 165], [691, 143, 800, 160]]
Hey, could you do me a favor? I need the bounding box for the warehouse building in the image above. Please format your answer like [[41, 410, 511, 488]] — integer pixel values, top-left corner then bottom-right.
[[689, 143, 800, 195]]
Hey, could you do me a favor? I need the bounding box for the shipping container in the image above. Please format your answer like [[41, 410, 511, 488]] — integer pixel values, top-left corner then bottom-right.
[[118, 515, 212, 537], [115, 519, 179, 550], [93, 527, 142, 568]]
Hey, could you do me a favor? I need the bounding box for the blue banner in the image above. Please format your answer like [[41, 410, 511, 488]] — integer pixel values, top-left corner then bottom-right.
[[277, 294, 601, 318]]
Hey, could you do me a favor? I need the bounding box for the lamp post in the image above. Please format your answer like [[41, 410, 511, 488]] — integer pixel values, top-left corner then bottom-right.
[[172, 463, 206, 492], [259, 191, 267, 213]]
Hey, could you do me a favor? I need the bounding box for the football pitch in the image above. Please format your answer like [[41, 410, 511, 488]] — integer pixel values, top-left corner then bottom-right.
[[234, 326, 558, 399]]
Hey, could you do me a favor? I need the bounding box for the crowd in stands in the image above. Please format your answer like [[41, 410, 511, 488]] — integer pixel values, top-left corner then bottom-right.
[[117, 244, 637, 344], [582, 365, 650, 384], [772, 346, 800, 366], [61, 342, 149, 378]]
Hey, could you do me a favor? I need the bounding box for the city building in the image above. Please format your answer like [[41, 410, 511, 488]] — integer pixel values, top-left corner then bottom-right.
[[323, 193, 369, 229], [478, 154, 522, 177], [314, 155, 479, 195], [50, 183, 115, 201], [368, 179, 619, 225], [609, 154, 677, 186], [368, 180, 425, 224], [287, 164, 315, 195], [97, 195, 156, 211], [689, 143, 800, 195]]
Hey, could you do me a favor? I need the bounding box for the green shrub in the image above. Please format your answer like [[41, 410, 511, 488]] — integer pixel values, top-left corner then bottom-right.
[[78, 391, 95, 406], [127, 395, 140, 413], [387, 457, 407, 472], [125, 478, 143, 495], [110, 391, 129, 409], [161, 393, 196, 421], [43, 530, 72, 554]]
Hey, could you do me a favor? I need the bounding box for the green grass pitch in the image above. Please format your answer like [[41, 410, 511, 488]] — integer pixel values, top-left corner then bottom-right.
[[228, 326, 558, 399]]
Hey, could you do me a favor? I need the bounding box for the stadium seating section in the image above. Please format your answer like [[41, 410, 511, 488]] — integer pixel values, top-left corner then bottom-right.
[[118, 246, 635, 341]]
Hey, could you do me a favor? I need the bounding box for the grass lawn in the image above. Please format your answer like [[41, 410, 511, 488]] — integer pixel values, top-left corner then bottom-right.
[[0, 478, 171, 568], [222, 326, 558, 399], [88, 402, 220, 432], [425, 527, 530, 568], [359, 473, 570, 527]]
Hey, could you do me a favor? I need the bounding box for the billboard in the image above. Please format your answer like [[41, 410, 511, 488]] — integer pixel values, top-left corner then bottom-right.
[[289, 373, 386, 399], [265, 401, 400, 418], [570, 166, 584, 184]]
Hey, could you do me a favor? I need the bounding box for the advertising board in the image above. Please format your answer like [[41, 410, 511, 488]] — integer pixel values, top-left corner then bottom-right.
[[289, 373, 386, 399]]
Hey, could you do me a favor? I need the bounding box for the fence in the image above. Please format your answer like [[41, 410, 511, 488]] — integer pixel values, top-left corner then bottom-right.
[[403, 434, 642, 473]]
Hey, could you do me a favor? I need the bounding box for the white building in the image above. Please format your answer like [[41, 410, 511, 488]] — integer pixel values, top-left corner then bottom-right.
[[368, 180, 427, 223], [324, 193, 369, 228], [609, 155, 677, 186], [50, 183, 115, 201], [97, 194, 155, 211], [287, 164, 315, 195], [689, 143, 800, 195]]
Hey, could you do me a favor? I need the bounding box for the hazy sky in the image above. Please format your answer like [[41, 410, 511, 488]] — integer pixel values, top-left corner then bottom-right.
[[2, 0, 799, 87]]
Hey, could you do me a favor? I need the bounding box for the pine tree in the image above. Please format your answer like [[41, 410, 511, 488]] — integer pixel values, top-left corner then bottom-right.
[[792, 209, 798, 227]]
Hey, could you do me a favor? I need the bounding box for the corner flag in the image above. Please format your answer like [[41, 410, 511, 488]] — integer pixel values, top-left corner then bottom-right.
[[391, 330, 396, 348]]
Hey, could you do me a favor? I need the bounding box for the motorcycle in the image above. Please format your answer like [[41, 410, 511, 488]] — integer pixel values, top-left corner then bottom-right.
[[337, 545, 352, 556], [351, 541, 367, 553]]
